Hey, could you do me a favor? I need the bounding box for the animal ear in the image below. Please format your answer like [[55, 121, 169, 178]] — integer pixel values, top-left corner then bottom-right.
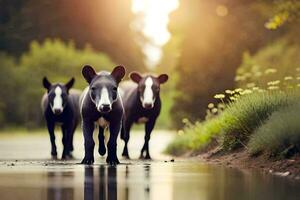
[[65, 77, 75, 90], [82, 65, 97, 84], [111, 65, 126, 83], [130, 72, 142, 83], [43, 77, 51, 90], [158, 74, 169, 84]]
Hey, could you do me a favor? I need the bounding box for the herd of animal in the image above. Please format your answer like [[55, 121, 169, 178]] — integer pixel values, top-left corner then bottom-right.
[[41, 65, 168, 165]]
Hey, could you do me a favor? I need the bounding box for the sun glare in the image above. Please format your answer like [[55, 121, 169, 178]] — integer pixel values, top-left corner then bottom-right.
[[131, 0, 179, 69]]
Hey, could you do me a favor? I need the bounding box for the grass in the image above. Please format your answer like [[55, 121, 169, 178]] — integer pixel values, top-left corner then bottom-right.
[[221, 90, 300, 150], [164, 117, 224, 156], [165, 89, 300, 156], [249, 103, 300, 157]]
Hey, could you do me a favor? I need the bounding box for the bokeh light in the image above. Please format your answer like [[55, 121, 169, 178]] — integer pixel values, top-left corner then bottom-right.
[[131, 0, 179, 68], [216, 5, 228, 17]]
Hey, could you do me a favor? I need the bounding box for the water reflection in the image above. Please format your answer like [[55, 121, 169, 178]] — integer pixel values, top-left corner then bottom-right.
[[47, 171, 75, 200], [0, 162, 299, 200], [84, 166, 117, 200]]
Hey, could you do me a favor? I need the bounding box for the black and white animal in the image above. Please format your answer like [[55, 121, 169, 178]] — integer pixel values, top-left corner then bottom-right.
[[80, 65, 126, 165], [120, 72, 168, 159], [41, 77, 81, 159]]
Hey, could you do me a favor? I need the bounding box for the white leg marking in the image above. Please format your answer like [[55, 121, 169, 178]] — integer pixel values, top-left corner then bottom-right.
[[52, 86, 63, 113], [142, 77, 154, 107]]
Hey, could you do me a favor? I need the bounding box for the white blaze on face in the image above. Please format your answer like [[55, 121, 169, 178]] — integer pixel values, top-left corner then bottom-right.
[[142, 77, 154, 107], [52, 86, 63, 113], [96, 87, 111, 111]]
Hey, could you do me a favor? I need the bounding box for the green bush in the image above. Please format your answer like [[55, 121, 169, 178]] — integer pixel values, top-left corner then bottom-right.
[[166, 89, 300, 155], [0, 39, 116, 128], [249, 103, 300, 157], [20, 38, 116, 88], [165, 117, 224, 156], [236, 38, 300, 89], [221, 90, 300, 150], [0, 53, 21, 127]]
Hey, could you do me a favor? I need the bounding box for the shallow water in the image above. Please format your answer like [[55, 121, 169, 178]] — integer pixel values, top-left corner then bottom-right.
[[0, 160, 299, 200], [0, 131, 299, 200]]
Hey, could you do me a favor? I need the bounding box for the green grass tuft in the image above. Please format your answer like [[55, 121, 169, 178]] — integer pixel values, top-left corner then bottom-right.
[[249, 103, 300, 157], [221, 90, 300, 150], [166, 89, 300, 156], [165, 116, 225, 156]]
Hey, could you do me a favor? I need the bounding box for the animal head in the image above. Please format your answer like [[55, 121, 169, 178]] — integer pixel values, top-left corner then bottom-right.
[[130, 72, 168, 109], [82, 64, 126, 113], [43, 77, 75, 115]]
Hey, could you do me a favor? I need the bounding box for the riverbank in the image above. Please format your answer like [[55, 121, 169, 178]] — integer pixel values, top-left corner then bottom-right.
[[195, 148, 300, 180], [166, 89, 300, 180]]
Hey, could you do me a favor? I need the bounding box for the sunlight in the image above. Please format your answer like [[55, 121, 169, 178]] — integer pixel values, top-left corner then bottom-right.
[[131, 0, 179, 68]]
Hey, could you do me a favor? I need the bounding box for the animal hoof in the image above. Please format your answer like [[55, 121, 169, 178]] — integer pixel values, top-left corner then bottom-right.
[[144, 155, 152, 160], [106, 156, 120, 166], [62, 153, 74, 160], [68, 153, 74, 159], [139, 154, 151, 160], [122, 151, 130, 159], [98, 146, 106, 156], [51, 155, 58, 160], [81, 157, 94, 165], [122, 154, 130, 159]]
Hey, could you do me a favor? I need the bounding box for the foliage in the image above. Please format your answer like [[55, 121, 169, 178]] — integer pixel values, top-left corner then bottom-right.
[[0, 39, 116, 128], [20, 39, 116, 88], [166, 89, 300, 155], [221, 90, 300, 150], [0, 53, 19, 127], [165, 117, 224, 156], [265, 0, 300, 30], [249, 103, 300, 157], [0, 0, 144, 70], [236, 38, 300, 89], [169, 0, 279, 127]]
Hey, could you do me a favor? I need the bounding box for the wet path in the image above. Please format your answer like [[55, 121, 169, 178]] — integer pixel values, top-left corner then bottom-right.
[[0, 131, 299, 200]]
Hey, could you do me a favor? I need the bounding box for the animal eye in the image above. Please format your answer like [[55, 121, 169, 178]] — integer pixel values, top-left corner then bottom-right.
[[113, 87, 118, 92], [91, 87, 96, 91]]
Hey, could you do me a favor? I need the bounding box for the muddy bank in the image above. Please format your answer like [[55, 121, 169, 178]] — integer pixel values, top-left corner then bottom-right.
[[195, 148, 300, 180]]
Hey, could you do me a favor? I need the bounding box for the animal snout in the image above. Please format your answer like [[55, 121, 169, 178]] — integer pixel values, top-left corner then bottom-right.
[[143, 103, 154, 109], [99, 104, 112, 113], [54, 109, 62, 115]]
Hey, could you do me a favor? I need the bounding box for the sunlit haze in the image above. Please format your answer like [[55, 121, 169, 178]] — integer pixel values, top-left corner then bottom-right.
[[131, 0, 179, 68]]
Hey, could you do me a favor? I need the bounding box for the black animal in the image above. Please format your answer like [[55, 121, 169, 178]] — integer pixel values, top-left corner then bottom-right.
[[42, 77, 81, 159], [80, 65, 126, 165], [120, 72, 168, 159]]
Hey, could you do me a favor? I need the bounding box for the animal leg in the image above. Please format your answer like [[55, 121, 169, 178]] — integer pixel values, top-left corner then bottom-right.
[[98, 127, 106, 156], [47, 121, 57, 159], [106, 122, 121, 165], [140, 119, 156, 160], [61, 124, 73, 159], [81, 120, 95, 165], [70, 124, 77, 152], [121, 121, 132, 159]]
